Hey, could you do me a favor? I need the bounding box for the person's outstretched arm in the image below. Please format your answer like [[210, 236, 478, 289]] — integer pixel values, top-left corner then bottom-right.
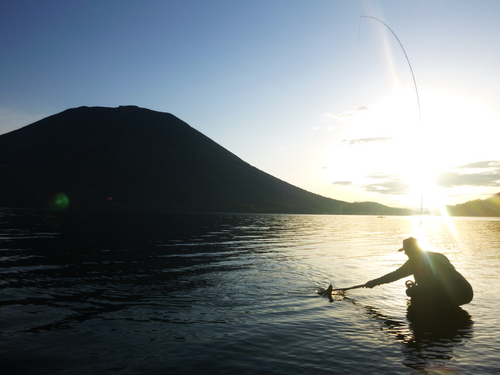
[[365, 261, 413, 288]]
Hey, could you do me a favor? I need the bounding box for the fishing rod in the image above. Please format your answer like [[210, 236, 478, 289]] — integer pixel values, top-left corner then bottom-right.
[[359, 16, 425, 221], [318, 18, 426, 302]]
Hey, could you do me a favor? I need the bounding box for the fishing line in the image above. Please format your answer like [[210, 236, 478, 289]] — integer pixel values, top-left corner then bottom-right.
[[358, 16, 424, 223]]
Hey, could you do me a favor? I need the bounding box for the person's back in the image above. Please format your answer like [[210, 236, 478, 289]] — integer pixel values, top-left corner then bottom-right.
[[408, 250, 473, 306], [412, 251, 454, 285]]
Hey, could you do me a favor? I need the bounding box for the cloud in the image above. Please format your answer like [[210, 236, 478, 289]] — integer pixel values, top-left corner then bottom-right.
[[457, 160, 500, 169], [436, 171, 500, 188], [340, 137, 393, 146], [435, 160, 500, 188], [331, 181, 354, 186], [324, 106, 370, 121], [362, 173, 411, 195], [435, 171, 500, 187], [333, 174, 411, 195]]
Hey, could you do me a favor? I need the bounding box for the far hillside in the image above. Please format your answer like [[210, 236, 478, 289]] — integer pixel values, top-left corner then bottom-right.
[[444, 193, 500, 217]]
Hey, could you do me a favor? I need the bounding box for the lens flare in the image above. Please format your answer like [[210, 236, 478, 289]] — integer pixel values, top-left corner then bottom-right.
[[51, 193, 69, 210]]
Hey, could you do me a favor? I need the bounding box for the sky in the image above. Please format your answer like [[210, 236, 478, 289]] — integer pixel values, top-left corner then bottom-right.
[[1, 0, 500, 210]]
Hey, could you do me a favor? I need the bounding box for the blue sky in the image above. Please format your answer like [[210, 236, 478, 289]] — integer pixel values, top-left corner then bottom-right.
[[1, 0, 499, 209]]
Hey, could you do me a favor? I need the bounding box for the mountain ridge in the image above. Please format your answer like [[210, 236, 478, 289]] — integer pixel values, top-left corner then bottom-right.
[[443, 193, 500, 217], [0, 106, 412, 214]]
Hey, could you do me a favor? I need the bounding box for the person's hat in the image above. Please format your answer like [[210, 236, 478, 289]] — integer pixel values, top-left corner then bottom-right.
[[398, 237, 419, 251]]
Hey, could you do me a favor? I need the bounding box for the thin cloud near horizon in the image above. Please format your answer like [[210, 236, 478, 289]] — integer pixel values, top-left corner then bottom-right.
[[324, 106, 370, 121], [331, 174, 409, 196], [436, 161, 500, 188], [340, 136, 394, 146]]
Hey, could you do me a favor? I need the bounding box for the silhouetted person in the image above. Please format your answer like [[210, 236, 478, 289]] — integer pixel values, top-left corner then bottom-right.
[[365, 237, 473, 307]]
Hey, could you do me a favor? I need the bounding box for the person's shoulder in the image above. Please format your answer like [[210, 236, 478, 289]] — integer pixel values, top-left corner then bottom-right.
[[427, 250, 444, 256], [428, 251, 451, 262]]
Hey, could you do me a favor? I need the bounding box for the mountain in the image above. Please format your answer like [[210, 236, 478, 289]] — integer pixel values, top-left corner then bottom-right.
[[444, 193, 500, 217], [0, 106, 411, 214]]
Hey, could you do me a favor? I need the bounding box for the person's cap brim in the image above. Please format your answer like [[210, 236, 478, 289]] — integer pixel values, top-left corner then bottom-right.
[[398, 248, 404, 252]]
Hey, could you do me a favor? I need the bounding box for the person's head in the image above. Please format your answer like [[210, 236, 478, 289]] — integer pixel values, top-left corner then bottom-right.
[[398, 237, 422, 257]]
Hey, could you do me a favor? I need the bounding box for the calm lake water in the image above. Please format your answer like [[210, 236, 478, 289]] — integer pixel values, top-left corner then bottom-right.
[[1, 210, 499, 374]]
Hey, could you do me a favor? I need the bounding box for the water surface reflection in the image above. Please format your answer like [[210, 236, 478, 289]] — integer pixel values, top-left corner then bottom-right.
[[318, 289, 474, 373], [366, 302, 473, 372], [1, 210, 498, 374]]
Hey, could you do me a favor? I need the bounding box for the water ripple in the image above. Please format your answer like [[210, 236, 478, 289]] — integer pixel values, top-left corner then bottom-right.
[[1, 211, 498, 374]]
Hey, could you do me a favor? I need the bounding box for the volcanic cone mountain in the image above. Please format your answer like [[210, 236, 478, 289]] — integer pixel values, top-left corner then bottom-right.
[[0, 106, 407, 214]]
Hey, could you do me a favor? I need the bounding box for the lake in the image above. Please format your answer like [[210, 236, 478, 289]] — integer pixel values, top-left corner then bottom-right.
[[1, 210, 499, 374]]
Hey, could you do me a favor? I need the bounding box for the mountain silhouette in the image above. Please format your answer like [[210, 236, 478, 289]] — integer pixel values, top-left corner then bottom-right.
[[444, 193, 500, 217], [0, 106, 410, 214]]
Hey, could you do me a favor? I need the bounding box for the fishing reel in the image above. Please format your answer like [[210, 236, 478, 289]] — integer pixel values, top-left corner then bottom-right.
[[405, 280, 415, 288]]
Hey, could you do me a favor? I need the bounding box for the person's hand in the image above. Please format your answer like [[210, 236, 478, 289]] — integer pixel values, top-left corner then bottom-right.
[[364, 280, 378, 288]]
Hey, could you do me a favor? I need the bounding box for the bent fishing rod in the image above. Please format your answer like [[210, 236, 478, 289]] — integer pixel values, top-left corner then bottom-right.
[[360, 15, 425, 221]]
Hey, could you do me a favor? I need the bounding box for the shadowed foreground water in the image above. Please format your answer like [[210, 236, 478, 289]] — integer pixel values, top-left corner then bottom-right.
[[1, 210, 499, 374]]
